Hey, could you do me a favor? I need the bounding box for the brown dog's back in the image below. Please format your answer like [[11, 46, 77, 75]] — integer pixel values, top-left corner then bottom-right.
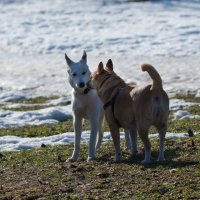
[[114, 64, 169, 129]]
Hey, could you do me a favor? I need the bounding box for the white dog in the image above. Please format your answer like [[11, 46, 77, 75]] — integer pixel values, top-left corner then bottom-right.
[[65, 51, 104, 161]]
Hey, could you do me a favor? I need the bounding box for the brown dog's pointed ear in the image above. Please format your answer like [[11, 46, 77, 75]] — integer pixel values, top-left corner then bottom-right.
[[97, 62, 104, 73], [81, 50, 87, 64], [65, 53, 73, 66], [105, 59, 113, 72]]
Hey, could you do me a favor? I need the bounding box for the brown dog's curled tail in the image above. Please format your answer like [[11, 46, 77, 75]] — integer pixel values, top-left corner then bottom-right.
[[141, 64, 162, 90]]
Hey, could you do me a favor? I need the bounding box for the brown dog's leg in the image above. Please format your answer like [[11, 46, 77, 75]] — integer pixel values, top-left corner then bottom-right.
[[129, 128, 138, 157], [96, 111, 104, 150], [138, 129, 151, 164], [157, 125, 167, 162], [124, 129, 131, 150], [110, 126, 122, 162]]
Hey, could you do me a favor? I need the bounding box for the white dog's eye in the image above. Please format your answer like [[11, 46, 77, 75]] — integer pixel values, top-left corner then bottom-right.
[[72, 73, 77, 77], [82, 72, 86, 75]]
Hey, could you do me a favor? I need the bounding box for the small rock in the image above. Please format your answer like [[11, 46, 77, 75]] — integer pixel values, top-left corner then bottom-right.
[[169, 169, 177, 173], [77, 174, 85, 180], [70, 164, 77, 168], [187, 139, 195, 147], [96, 172, 109, 178], [187, 128, 194, 137], [174, 110, 191, 120], [66, 188, 74, 193], [140, 166, 146, 171], [57, 155, 62, 162], [160, 187, 170, 195], [37, 177, 49, 185], [191, 140, 195, 147], [113, 188, 118, 192], [41, 143, 47, 148], [73, 167, 83, 173], [0, 153, 4, 158]]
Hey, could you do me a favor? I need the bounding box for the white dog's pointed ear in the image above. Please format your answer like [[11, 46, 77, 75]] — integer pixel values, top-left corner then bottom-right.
[[65, 53, 73, 66], [105, 59, 113, 72], [81, 50, 87, 64], [97, 62, 104, 73]]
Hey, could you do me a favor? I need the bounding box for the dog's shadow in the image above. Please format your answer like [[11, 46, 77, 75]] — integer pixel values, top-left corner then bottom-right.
[[96, 147, 199, 169]]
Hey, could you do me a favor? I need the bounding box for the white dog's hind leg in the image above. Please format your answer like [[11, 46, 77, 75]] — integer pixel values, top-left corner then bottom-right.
[[67, 116, 82, 162], [96, 111, 104, 150], [87, 118, 98, 161]]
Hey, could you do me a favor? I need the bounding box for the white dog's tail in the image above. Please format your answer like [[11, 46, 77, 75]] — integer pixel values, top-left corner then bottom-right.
[[141, 64, 163, 90]]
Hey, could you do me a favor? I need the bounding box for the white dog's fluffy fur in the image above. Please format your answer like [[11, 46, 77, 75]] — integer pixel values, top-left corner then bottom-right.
[[65, 51, 104, 161]]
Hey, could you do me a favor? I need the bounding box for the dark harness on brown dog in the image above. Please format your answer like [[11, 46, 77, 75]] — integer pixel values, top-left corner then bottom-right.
[[103, 87, 123, 127]]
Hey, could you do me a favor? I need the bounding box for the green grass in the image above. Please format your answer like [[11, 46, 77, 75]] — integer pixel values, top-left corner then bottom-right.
[[0, 136, 199, 199], [2, 104, 56, 112], [187, 105, 200, 115], [1, 96, 71, 112], [1, 108, 199, 138], [168, 118, 200, 133], [6, 96, 59, 104], [0, 121, 73, 137], [2, 101, 71, 112], [0, 94, 200, 199], [174, 93, 200, 103]]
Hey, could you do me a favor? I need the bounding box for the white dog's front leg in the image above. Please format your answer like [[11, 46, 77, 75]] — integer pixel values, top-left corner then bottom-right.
[[88, 118, 98, 161], [67, 116, 82, 162]]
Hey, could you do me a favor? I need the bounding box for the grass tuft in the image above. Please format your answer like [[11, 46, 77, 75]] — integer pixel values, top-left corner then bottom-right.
[[174, 93, 200, 103]]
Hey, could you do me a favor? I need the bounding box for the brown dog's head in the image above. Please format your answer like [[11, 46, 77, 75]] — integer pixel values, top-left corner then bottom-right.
[[91, 59, 114, 89]]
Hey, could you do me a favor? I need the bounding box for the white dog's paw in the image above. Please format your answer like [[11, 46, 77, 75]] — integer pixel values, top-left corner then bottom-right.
[[66, 157, 78, 162], [87, 156, 96, 162], [95, 144, 101, 151]]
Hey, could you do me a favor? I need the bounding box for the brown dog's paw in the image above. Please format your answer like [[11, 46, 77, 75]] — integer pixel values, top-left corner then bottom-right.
[[141, 159, 152, 165]]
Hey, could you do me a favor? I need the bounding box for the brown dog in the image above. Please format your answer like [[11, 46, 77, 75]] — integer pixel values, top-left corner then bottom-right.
[[92, 60, 169, 164]]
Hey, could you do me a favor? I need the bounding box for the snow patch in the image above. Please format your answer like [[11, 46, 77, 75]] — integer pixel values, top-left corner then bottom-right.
[[0, 106, 72, 128], [0, 131, 197, 152], [169, 99, 198, 111], [0, 0, 200, 100], [174, 110, 200, 120]]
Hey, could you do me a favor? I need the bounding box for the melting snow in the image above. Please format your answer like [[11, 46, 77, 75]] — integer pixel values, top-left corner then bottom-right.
[[0, 106, 72, 128], [0, 131, 197, 152]]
